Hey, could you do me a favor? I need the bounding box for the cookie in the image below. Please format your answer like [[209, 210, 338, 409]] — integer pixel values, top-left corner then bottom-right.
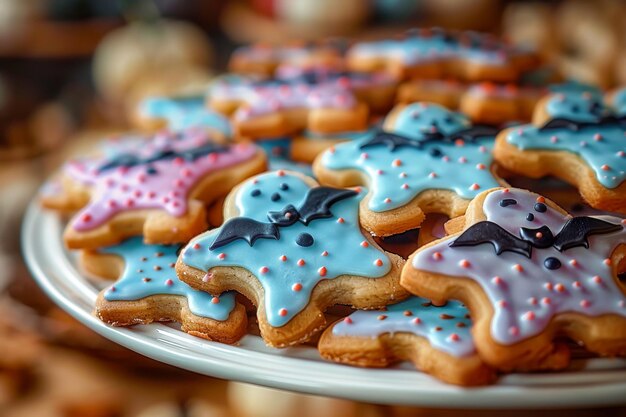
[[83, 237, 247, 343], [291, 124, 380, 164], [313, 102, 504, 236], [493, 91, 626, 213], [229, 42, 343, 78], [396, 79, 466, 112], [176, 170, 406, 347], [347, 28, 538, 82], [42, 131, 266, 249], [134, 95, 232, 138], [402, 187, 626, 369], [318, 296, 496, 386]]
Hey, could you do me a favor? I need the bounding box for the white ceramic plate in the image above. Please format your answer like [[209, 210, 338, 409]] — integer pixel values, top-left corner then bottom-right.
[[22, 200, 626, 408]]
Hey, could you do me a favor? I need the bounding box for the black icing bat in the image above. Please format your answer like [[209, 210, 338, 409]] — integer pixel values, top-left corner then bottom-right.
[[449, 216, 622, 257], [209, 186, 358, 250], [359, 125, 498, 152], [539, 115, 623, 132], [97, 142, 228, 172]]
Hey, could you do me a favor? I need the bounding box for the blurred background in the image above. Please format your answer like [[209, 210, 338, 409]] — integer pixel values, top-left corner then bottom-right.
[[1, 0, 625, 415]]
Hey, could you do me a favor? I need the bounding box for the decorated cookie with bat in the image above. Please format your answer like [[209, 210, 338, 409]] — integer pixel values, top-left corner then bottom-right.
[[176, 170, 406, 347], [403, 187, 626, 369], [134, 95, 232, 139], [494, 91, 626, 213], [319, 297, 496, 386], [313, 102, 504, 236], [347, 27, 538, 82], [228, 42, 343, 78], [42, 130, 266, 249], [83, 237, 247, 343]]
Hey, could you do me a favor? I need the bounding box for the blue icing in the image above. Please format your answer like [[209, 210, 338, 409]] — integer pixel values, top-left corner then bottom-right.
[[507, 123, 626, 189], [544, 92, 609, 123], [182, 172, 391, 327], [320, 103, 500, 212], [613, 87, 626, 117], [333, 297, 474, 357], [548, 81, 602, 99], [101, 237, 235, 321], [139, 96, 233, 136], [353, 30, 509, 65]]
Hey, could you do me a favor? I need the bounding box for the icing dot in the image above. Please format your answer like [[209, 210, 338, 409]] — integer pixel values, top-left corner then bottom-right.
[[279, 255, 287, 262], [296, 233, 314, 247], [251, 189, 261, 197], [432, 252, 442, 261], [524, 311, 535, 321], [499, 199, 517, 207], [509, 326, 519, 336], [550, 136, 558, 143], [271, 193, 281, 201], [555, 283, 566, 292], [569, 259, 580, 268], [193, 243, 201, 250], [392, 159, 402, 167], [593, 133, 603, 141], [448, 333, 460, 342], [401, 183, 409, 189], [279, 308, 288, 316], [492, 276, 504, 285], [469, 183, 480, 190], [592, 275, 603, 284], [545, 282, 553, 291], [321, 250, 329, 256], [534, 203, 547, 213], [544, 257, 561, 270], [318, 266, 327, 277], [277, 170, 285, 176], [459, 259, 471, 268], [360, 152, 369, 159], [572, 281, 582, 289], [279, 183, 289, 190], [476, 163, 486, 170], [343, 317, 353, 324], [384, 198, 392, 204], [378, 315, 387, 320], [259, 266, 269, 274], [513, 264, 524, 272], [377, 169, 384, 175], [211, 297, 220, 304], [292, 283, 302, 292], [297, 259, 306, 266], [360, 241, 369, 248], [412, 317, 422, 324], [526, 213, 535, 221], [528, 297, 537, 305], [218, 253, 226, 260], [580, 300, 591, 308], [601, 164, 611, 171], [165, 279, 174, 286], [374, 259, 384, 267], [337, 217, 345, 224]]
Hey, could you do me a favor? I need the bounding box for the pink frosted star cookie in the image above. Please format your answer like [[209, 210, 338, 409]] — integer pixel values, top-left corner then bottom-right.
[[42, 130, 266, 249], [402, 187, 626, 369]]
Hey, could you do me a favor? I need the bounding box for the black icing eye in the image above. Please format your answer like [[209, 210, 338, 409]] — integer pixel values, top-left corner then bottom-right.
[[544, 257, 561, 270], [444, 116, 453, 124], [526, 213, 535, 221], [251, 189, 261, 197], [499, 199, 517, 207], [279, 183, 289, 191], [534, 203, 547, 213], [429, 148, 442, 157], [296, 233, 314, 247], [571, 105, 580, 113], [271, 192, 281, 202], [146, 166, 158, 175]]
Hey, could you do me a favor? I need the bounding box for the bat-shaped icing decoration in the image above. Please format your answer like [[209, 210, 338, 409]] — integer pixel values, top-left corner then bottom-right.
[[450, 216, 623, 257], [210, 186, 357, 250], [450, 221, 533, 258], [553, 217, 623, 251], [359, 126, 499, 152], [97, 142, 228, 172], [538, 115, 623, 132]]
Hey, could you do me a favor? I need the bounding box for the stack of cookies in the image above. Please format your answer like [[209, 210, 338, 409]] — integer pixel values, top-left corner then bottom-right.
[[40, 28, 626, 387]]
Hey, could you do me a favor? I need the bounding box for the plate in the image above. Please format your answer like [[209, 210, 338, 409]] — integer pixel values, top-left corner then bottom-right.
[[22, 200, 626, 408]]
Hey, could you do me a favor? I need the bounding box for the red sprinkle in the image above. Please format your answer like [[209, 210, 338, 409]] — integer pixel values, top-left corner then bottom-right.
[[292, 283, 302, 292], [374, 259, 384, 267], [513, 264, 524, 272], [542, 297, 551, 305], [601, 164, 610, 171], [459, 259, 471, 268], [449, 333, 460, 342], [392, 159, 402, 167], [297, 259, 306, 266], [337, 217, 345, 224], [343, 317, 353, 324], [592, 275, 603, 284], [580, 300, 591, 308], [259, 266, 269, 274], [378, 315, 387, 321], [412, 317, 422, 324], [279, 255, 287, 262], [318, 266, 327, 277], [432, 252, 442, 261], [81, 214, 92, 222], [569, 259, 579, 267], [279, 308, 288, 316], [524, 311, 536, 321], [360, 241, 369, 248], [604, 258, 612, 266], [476, 163, 486, 170], [536, 196, 545, 203], [277, 170, 285, 176], [384, 198, 392, 204], [165, 279, 174, 286], [218, 253, 226, 260], [509, 326, 519, 336], [193, 243, 201, 250], [321, 251, 329, 257], [469, 183, 480, 190], [555, 283, 565, 292], [211, 297, 220, 304], [492, 276, 503, 285]]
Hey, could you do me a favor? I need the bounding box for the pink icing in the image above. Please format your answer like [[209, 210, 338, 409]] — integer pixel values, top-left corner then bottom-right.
[[66, 131, 258, 231], [412, 188, 626, 345]]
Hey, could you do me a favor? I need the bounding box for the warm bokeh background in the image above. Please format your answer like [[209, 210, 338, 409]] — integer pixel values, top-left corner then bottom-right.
[[1, 0, 625, 415]]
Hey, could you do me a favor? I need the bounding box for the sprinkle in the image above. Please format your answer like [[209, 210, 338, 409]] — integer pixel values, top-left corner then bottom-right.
[[109, 286, 116, 292], [528, 297, 537, 305], [279, 255, 287, 262], [279, 308, 288, 316], [536, 232, 543, 239], [81, 213, 92, 223], [399, 172, 407, 178], [455, 139, 465, 147], [536, 196, 545, 203], [545, 282, 553, 291], [498, 300, 508, 308], [376, 169, 384, 175], [459, 259, 471, 268], [524, 311, 535, 321], [297, 259, 306, 266], [555, 283, 565, 292], [448, 333, 460, 342], [360, 241, 369, 248], [458, 156, 467, 163], [259, 266, 269, 274], [292, 283, 302, 292], [360, 152, 369, 159], [374, 259, 384, 267], [401, 183, 409, 189], [442, 156, 450, 162], [601, 164, 611, 171], [218, 253, 226, 260], [343, 317, 353, 324], [193, 243, 201, 250], [321, 251, 329, 257], [378, 315, 387, 321], [513, 264, 524, 272], [211, 297, 220, 304], [412, 317, 422, 324], [392, 159, 402, 167], [550, 136, 558, 143], [580, 300, 591, 308], [492, 276, 503, 285], [542, 297, 551, 305], [509, 326, 519, 336], [337, 217, 345, 224], [428, 172, 437, 179], [593, 133, 603, 141], [603, 258, 612, 266], [572, 281, 582, 289], [202, 273, 213, 282], [153, 265, 161, 271], [318, 266, 327, 277], [277, 170, 285, 176], [469, 183, 480, 190], [476, 163, 486, 170], [432, 252, 442, 261], [592, 275, 603, 284], [403, 310, 413, 316], [142, 278, 151, 282], [107, 200, 117, 208], [569, 259, 580, 267], [165, 279, 174, 286], [384, 198, 392, 204]]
